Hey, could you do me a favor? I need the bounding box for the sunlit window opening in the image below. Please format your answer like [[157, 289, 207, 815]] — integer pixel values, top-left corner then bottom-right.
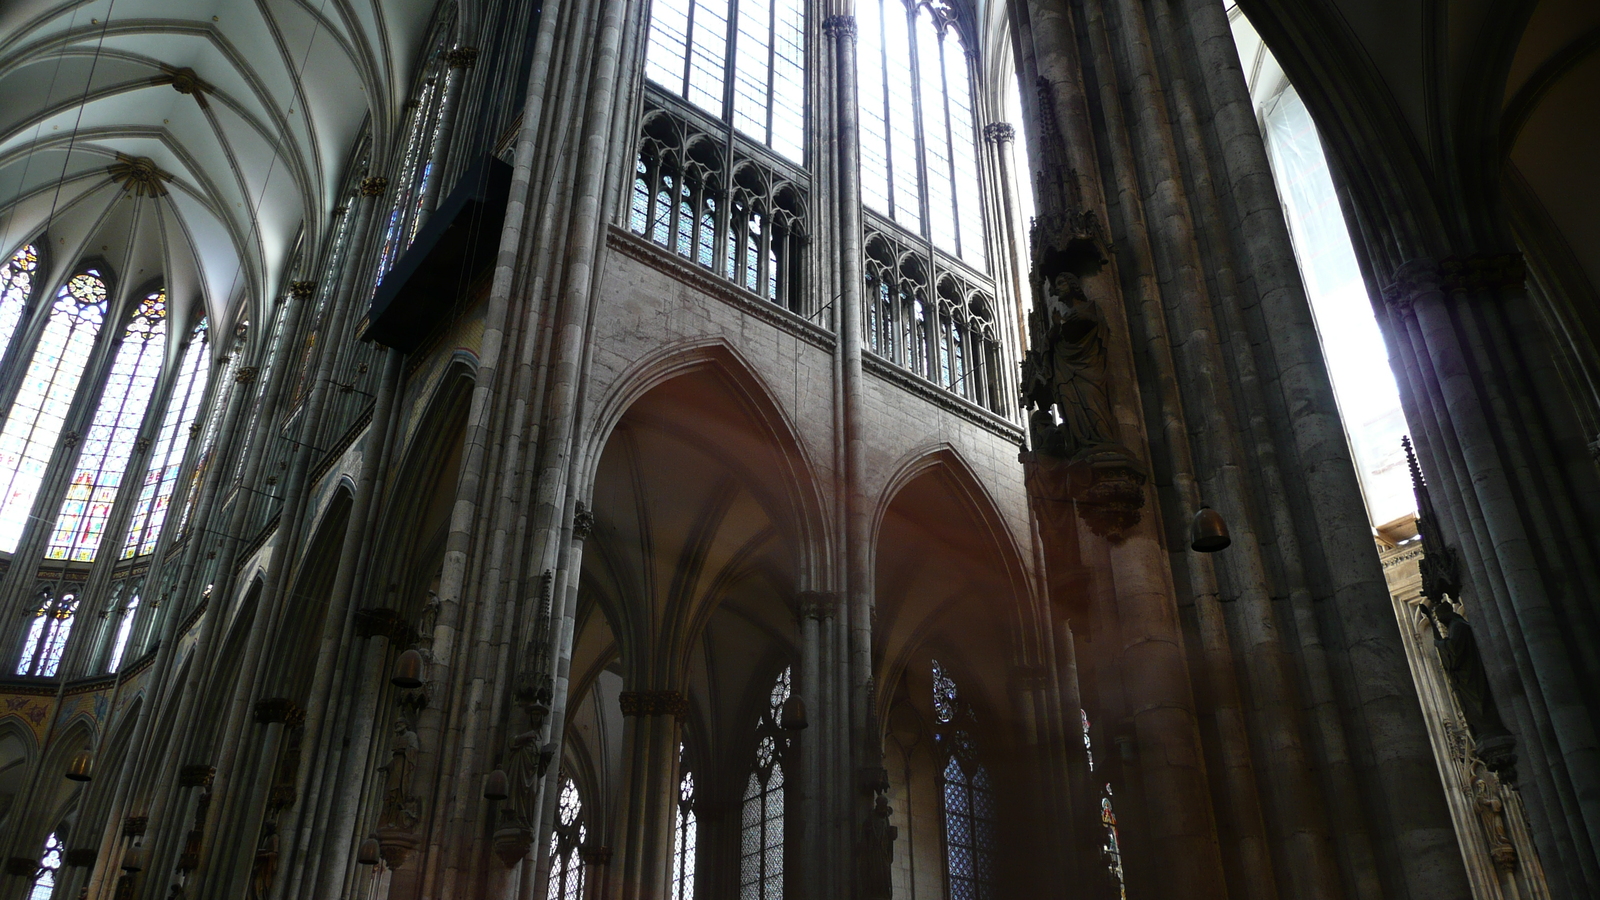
[[0, 270, 110, 553], [376, 62, 447, 283], [932, 660, 995, 900], [546, 777, 586, 900], [741, 667, 791, 900], [671, 748, 697, 900], [46, 291, 167, 561], [17, 589, 76, 677], [1229, 9, 1412, 528], [859, 0, 987, 269], [106, 589, 140, 673], [643, 0, 806, 163], [0, 244, 39, 359], [27, 832, 62, 900], [124, 319, 210, 558]]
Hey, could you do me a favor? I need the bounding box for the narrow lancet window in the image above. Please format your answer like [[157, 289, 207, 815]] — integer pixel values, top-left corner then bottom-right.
[[0, 244, 40, 361], [28, 832, 63, 900], [17, 589, 77, 677], [933, 659, 996, 900], [47, 290, 167, 561], [547, 777, 586, 900], [672, 748, 698, 900], [124, 318, 210, 558], [107, 589, 140, 673], [0, 270, 110, 553], [741, 666, 791, 899]]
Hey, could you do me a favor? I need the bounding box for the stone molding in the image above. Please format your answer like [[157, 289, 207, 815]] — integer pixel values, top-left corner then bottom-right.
[[618, 690, 689, 717], [822, 14, 856, 39], [983, 122, 1015, 144]]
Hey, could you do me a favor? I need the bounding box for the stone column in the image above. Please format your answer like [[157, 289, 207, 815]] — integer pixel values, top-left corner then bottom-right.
[[605, 691, 685, 900]]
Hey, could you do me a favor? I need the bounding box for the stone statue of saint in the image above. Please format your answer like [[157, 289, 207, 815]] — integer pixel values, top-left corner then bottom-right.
[[858, 794, 898, 900], [1024, 271, 1116, 458], [380, 718, 421, 830], [1431, 604, 1509, 742], [503, 728, 544, 828], [248, 823, 278, 900], [1472, 776, 1518, 871]]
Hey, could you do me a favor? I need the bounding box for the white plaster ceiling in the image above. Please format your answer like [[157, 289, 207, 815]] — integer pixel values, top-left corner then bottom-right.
[[0, 0, 438, 335]]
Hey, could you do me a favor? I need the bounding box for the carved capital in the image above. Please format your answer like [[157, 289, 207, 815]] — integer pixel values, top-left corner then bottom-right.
[[122, 816, 148, 837], [823, 14, 856, 39], [1382, 253, 1525, 312], [797, 590, 839, 620], [253, 697, 298, 724], [235, 366, 259, 384], [136, 437, 151, 453], [445, 46, 480, 69], [983, 122, 1015, 144], [618, 690, 689, 718], [179, 764, 215, 788], [1030, 208, 1110, 281], [580, 845, 614, 865], [288, 280, 316, 300], [3, 858, 37, 878], [63, 849, 97, 868], [62, 431, 80, 448], [359, 176, 389, 197], [353, 607, 412, 643]]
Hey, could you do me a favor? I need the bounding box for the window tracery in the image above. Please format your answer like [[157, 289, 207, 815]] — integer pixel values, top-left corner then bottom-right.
[[376, 32, 451, 285], [932, 659, 995, 900], [0, 270, 110, 554], [630, 99, 808, 312], [859, 0, 987, 268], [672, 747, 697, 900], [17, 588, 77, 677], [547, 777, 586, 900], [46, 291, 167, 562], [124, 318, 209, 558], [27, 831, 62, 900], [0, 244, 40, 362], [1082, 710, 1126, 899], [865, 231, 1001, 411], [741, 666, 791, 900], [644, 0, 806, 163]]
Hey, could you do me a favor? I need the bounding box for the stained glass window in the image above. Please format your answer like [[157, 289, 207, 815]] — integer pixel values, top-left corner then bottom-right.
[[28, 832, 62, 900], [17, 589, 77, 677], [672, 747, 698, 900], [106, 589, 140, 673], [547, 777, 585, 900], [0, 244, 40, 362], [123, 318, 209, 558], [0, 270, 110, 553], [932, 660, 995, 900], [643, 0, 806, 163], [859, 0, 987, 268], [740, 667, 790, 900], [1082, 710, 1126, 899], [46, 291, 167, 561], [376, 72, 446, 285]]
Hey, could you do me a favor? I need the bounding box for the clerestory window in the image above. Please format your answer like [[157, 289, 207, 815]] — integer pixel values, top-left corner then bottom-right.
[[46, 290, 167, 562], [0, 244, 39, 362], [0, 270, 110, 553], [17, 589, 77, 677], [859, 0, 987, 269], [123, 318, 210, 558]]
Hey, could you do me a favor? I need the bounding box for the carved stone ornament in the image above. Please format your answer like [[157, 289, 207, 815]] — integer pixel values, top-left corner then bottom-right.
[[235, 366, 259, 384], [822, 14, 857, 39], [1381, 253, 1526, 312], [151, 65, 214, 108], [797, 590, 839, 621], [288, 280, 316, 301], [857, 793, 897, 900], [580, 845, 614, 866], [492, 825, 532, 868], [253, 698, 298, 724], [983, 122, 1015, 144], [352, 607, 411, 643], [63, 848, 98, 868], [107, 153, 174, 197], [572, 501, 595, 542], [179, 764, 216, 788], [63, 431, 81, 448], [3, 858, 37, 878], [618, 690, 690, 718], [359, 175, 389, 197], [445, 46, 480, 69], [122, 816, 148, 837]]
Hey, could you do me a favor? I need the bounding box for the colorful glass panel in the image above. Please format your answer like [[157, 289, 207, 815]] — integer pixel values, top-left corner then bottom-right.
[[47, 291, 167, 561], [0, 244, 39, 361], [0, 270, 110, 553], [547, 777, 585, 900], [740, 667, 790, 899], [28, 832, 62, 900], [17, 590, 76, 677], [672, 750, 698, 900], [124, 319, 209, 557]]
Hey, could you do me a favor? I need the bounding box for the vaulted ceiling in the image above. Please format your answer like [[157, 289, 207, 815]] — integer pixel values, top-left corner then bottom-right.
[[0, 0, 439, 335]]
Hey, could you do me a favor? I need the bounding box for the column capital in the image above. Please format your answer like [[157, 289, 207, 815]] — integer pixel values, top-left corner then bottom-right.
[[618, 690, 689, 717], [797, 590, 840, 620], [122, 816, 148, 837], [983, 122, 1016, 144], [253, 697, 300, 724], [359, 175, 389, 197], [235, 365, 259, 383], [823, 14, 856, 39], [179, 764, 216, 787], [288, 280, 316, 300], [445, 46, 480, 69], [572, 500, 594, 542], [1381, 253, 1525, 312]]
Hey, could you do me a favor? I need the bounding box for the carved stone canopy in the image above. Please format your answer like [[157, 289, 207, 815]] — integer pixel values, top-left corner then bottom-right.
[[1029, 208, 1110, 284]]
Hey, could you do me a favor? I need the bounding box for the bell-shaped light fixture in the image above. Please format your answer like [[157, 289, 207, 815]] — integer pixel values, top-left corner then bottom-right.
[[1190, 506, 1231, 553], [392, 648, 424, 689], [65, 749, 94, 782], [483, 768, 510, 801], [120, 847, 144, 872], [780, 695, 809, 731], [356, 835, 382, 867]]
